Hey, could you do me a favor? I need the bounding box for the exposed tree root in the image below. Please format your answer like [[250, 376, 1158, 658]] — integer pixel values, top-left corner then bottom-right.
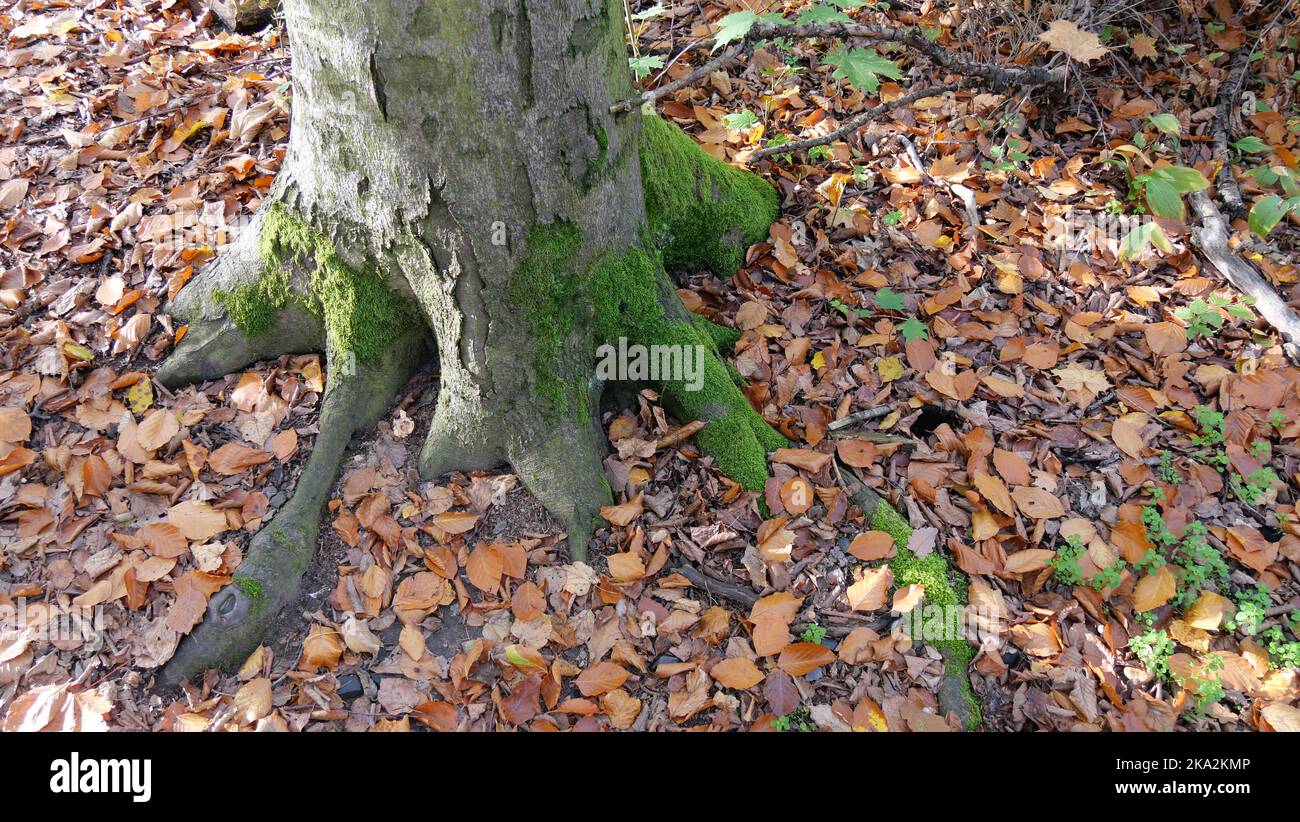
[[673, 564, 760, 609], [507, 424, 609, 563], [157, 332, 427, 687], [835, 460, 982, 730], [156, 214, 324, 389]]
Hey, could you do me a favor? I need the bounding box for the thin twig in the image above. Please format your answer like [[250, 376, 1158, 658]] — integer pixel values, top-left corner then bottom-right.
[[610, 46, 741, 114]]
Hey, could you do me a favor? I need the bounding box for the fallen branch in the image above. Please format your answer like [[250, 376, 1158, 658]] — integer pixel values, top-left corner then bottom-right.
[[827, 405, 893, 429], [896, 133, 982, 241], [610, 46, 742, 114], [656, 419, 707, 451], [672, 564, 759, 609], [1210, 47, 1252, 219], [747, 85, 954, 164], [833, 459, 981, 730], [1189, 191, 1300, 362], [610, 20, 1065, 115], [746, 22, 1065, 89]]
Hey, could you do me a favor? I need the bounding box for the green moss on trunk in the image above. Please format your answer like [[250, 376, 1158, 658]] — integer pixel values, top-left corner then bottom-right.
[[215, 203, 417, 363], [640, 113, 779, 275], [504, 112, 785, 487]]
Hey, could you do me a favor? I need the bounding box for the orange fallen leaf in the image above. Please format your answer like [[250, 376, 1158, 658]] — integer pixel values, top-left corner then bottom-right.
[[778, 642, 836, 676], [576, 661, 630, 696], [711, 657, 765, 690]]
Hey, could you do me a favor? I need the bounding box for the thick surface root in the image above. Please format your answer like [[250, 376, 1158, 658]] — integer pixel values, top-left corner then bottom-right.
[[156, 333, 427, 688], [842, 468, 982, 730], [506, 423, 609, 563], [156, 302, 324, 389], [417, 386, 504, 481], [155, 211, 326, 388]]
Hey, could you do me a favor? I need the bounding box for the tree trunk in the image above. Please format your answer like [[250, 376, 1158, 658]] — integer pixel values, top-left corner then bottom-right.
[[157, 0, 782, 684]]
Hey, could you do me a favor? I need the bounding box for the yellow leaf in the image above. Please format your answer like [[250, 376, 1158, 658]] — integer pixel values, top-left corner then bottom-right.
[[1184, 590, 1233, 631], [815, 173, 852, 209], [876, 356, 904, 382], [63, 342, 94, 361], [126, 379, 153, 413]]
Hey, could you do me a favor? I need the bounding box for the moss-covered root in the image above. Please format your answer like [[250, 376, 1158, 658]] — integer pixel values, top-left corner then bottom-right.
[[506, 422, 611, 563], [155, 332, 427, 689], [156, 298, 325, 389], [155, 215, 326, 389], [639, 113, 779, 275], [858, 482, 982, 730], [662, 354, 787, 492]]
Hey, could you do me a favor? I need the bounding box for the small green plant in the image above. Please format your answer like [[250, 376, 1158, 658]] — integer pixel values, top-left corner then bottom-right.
[[771, 705, 815, 732], [1226, 584, 1271, 635], [1181, 654, 1226, 716], [1093, 558, 1127, 591], [1232, 466, 1280, 506], [1188, 405, 1229, 469], [980, 134, 1030, 172], [1174, 293, 1254, 340], [1171, 521, 1229, 609], [1140, 502, 1228, 609], [1262, 625, 1300, 669], [1049, 534, 1086, 585], [808, 145, 833, 162], [762, 133, 794, 161], [881, 209, 903, 225], [628, 54, 665, 80], [1133, 547, 1167, 575], [722, 109, 759, 133], [828, 297, 869, 319], [1158, 450, 1184, 484], [1243, 162, 1300, 238], [800, 623, 828, 644], [1268, 410, 1288, 429], [1130, 626, 1175, 680]]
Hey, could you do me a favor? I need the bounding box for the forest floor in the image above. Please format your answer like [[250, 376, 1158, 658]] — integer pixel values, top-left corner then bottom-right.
[[1, 0, 1298, 732]]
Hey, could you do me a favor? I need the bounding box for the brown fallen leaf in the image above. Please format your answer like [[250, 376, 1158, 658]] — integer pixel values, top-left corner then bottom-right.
[[167, 501, 229, 541], [849, 530, 896, 561], [1010, 486, 1064, 519], [208, 442, 273, 475], [136, 409, 180, 452], [771, 448, 831, 472], [600, 491, 644, 526], [846, 566, 892, 612], [1133, 566, 1177, 612]]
